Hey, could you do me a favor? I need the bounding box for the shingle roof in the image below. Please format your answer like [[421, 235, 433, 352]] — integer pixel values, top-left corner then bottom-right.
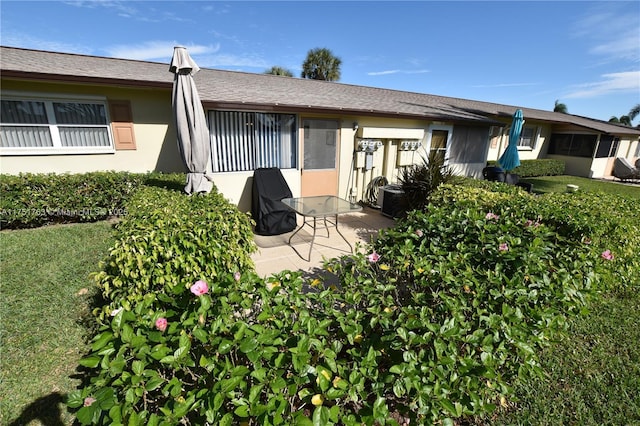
[[2, 46, 639, 136]]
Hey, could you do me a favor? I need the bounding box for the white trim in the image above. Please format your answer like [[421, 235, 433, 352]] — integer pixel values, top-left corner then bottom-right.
[[425, 123, 453, 164], [1, 90, 108, 102], [1, 94, 115, 155]]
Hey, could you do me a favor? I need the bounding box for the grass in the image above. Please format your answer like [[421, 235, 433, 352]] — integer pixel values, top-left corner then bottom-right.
[[488, 292, 640, 425], [0, 221, 115, 425], [522, 175, 640, 198]]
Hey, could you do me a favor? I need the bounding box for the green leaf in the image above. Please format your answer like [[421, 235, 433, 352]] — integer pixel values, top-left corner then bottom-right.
[[79, 356, 101, 368], [312, 406, 330, 426], [234, 405, 250, 417], [440, 399, 458, 416], [66, 390, 84, 408], [91, 331, 114, 351], [131, 360, 144, 376]]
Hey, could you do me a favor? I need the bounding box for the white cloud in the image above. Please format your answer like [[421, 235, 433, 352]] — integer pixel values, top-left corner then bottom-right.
[[0, 33, 92, 55], [368, 69, 429, 76], [573, 5, 640, 63], [472, 82, 540, 88], [565, 71, 640, 98], [63, 0, 137, 16], [368, 70, 400, 76], [105, 41, 219, 61], [590, 29, 640, 63], [198, 54, 269, 69]]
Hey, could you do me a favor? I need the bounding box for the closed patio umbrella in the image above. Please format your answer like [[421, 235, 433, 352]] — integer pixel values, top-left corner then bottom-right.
[[498, 109, 524, 172], [170, 46, 213, 194]]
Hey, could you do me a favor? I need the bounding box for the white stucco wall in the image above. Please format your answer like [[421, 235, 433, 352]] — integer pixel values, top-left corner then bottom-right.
[[0, 80, 185, 175]]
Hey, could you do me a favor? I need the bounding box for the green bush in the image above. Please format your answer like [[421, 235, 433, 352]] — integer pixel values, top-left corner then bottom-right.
[[487, 159, 565, 177], [92, 184, 257, 320], [0, 172, 149, 229], [69, 181, 638, 425], [433, 184, 640, 293]]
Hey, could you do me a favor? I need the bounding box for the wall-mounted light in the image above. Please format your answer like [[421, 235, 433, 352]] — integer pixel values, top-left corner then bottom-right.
[[353, 122, 359, 131]]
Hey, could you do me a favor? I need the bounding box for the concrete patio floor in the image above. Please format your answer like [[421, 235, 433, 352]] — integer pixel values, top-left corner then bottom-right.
[[251, 206, 395, 278]]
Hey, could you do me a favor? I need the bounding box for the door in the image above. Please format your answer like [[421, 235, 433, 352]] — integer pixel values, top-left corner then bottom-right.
[[301, 119, 339, 196]]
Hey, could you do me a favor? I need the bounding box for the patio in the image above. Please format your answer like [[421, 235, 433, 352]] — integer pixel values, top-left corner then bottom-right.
[[251, 206, 395, 277]]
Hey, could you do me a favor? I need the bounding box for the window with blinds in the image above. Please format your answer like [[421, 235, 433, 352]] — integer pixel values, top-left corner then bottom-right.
[[0, 97, 114, 154], [209, 111, 297, 172]]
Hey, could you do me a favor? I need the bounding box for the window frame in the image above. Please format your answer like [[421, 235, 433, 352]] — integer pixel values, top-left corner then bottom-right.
[[517, 125, 538, 150], [0, 92, 115, 155], [425, 124, 453, 165], [209, 110, 298, 173]]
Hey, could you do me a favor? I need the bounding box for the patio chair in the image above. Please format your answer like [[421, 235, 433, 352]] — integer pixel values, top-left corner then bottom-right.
[[252, 168, 297, 236], [612, 157, 640, 182]]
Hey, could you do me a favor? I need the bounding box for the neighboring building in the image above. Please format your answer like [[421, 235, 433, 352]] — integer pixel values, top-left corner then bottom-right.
[[2, 46, 639, 211]]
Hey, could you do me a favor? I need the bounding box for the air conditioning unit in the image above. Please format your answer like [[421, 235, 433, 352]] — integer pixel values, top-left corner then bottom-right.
[[378, 185, 406, 219]]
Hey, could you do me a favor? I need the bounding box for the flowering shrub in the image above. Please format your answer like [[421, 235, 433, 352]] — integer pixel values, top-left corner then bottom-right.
[[91, 184, 256, 321], [69, 181, 638, 424]]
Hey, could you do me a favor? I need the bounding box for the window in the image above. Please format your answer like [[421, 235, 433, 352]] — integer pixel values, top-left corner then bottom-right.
[[450, 125, 488, 163], [595, 135, 619, 158], [1, 97, 114, 154], [426, 125, 452, 164], [548, 133, 598, 158], [303, 119, 337, 170], [518, 126, 537, 149], [210, 111, 297, 172]]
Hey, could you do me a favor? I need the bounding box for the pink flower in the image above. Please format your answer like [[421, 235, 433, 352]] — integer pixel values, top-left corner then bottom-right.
[[485, 212, 500, 220], [499, 243, 509, 251], [155, 317, 168, 332], [190, 280, 209, 296], [415, 229, 424, 237], [368, 252, 380, 263], [601, 250, 614, 260], [234, 271, 241, 282], [83, 397, 96, 407]]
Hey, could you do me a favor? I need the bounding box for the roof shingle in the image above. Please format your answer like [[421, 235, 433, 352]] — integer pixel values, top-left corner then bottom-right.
[[2, 46, 638, 135]]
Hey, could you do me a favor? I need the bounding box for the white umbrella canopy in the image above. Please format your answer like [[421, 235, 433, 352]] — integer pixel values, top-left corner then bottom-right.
[[169, 46, 214, 194]]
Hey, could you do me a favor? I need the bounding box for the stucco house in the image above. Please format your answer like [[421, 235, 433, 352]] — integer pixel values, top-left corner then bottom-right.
[[1, 46, 639, 212]]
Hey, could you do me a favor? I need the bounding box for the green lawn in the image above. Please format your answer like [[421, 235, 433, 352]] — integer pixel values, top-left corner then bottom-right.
[[0, 222, 115, 425], [522, 175, 640, 198], [488, 292, 640, 425]]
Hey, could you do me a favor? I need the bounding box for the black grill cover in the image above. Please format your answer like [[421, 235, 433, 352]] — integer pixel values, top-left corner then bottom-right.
[[252, 168, 297, 236]]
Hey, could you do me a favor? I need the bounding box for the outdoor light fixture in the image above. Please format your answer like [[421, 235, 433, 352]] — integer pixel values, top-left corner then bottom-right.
[[353, 122, 359, 131]]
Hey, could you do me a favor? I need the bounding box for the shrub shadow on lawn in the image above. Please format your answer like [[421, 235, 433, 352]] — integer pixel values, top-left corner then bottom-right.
[[8, 392, 66, 426]]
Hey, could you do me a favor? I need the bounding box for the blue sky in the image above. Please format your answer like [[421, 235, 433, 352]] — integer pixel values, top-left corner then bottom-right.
[[1, 1, 639, 123]]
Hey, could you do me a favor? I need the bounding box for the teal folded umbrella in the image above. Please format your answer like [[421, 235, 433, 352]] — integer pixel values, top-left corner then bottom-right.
[[498, 109, 524, 172]]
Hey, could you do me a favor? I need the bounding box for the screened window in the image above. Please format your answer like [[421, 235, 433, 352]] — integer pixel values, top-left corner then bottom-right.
[[548, 133, 598, 158], [450, 125, 488, 163], [1, 98, 113, 154], [595, 135, 619, 158], [518, 126, 536, 149], [210, 111, 297, 172]]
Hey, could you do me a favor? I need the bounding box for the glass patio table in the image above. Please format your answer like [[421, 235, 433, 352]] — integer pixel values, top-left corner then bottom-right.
[[280, 195, 363, 261]]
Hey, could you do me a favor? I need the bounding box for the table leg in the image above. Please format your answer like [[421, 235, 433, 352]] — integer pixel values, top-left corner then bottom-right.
[[333, 214, 353, 252], [307, 217, 317, 261]]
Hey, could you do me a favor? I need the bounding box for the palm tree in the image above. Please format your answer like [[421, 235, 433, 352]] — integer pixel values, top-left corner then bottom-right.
[[629, 104, 640, 122], [301, 48, 341, 81], [264, 66, 293, 77], [553, 100, 568, 113], [609, 115, 632, 126]]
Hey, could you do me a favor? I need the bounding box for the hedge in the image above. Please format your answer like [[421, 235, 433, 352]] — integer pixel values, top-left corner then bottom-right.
[[0, 172, 155, 229], [66, 181, 640, 425], [487, 159, 565, 177]]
